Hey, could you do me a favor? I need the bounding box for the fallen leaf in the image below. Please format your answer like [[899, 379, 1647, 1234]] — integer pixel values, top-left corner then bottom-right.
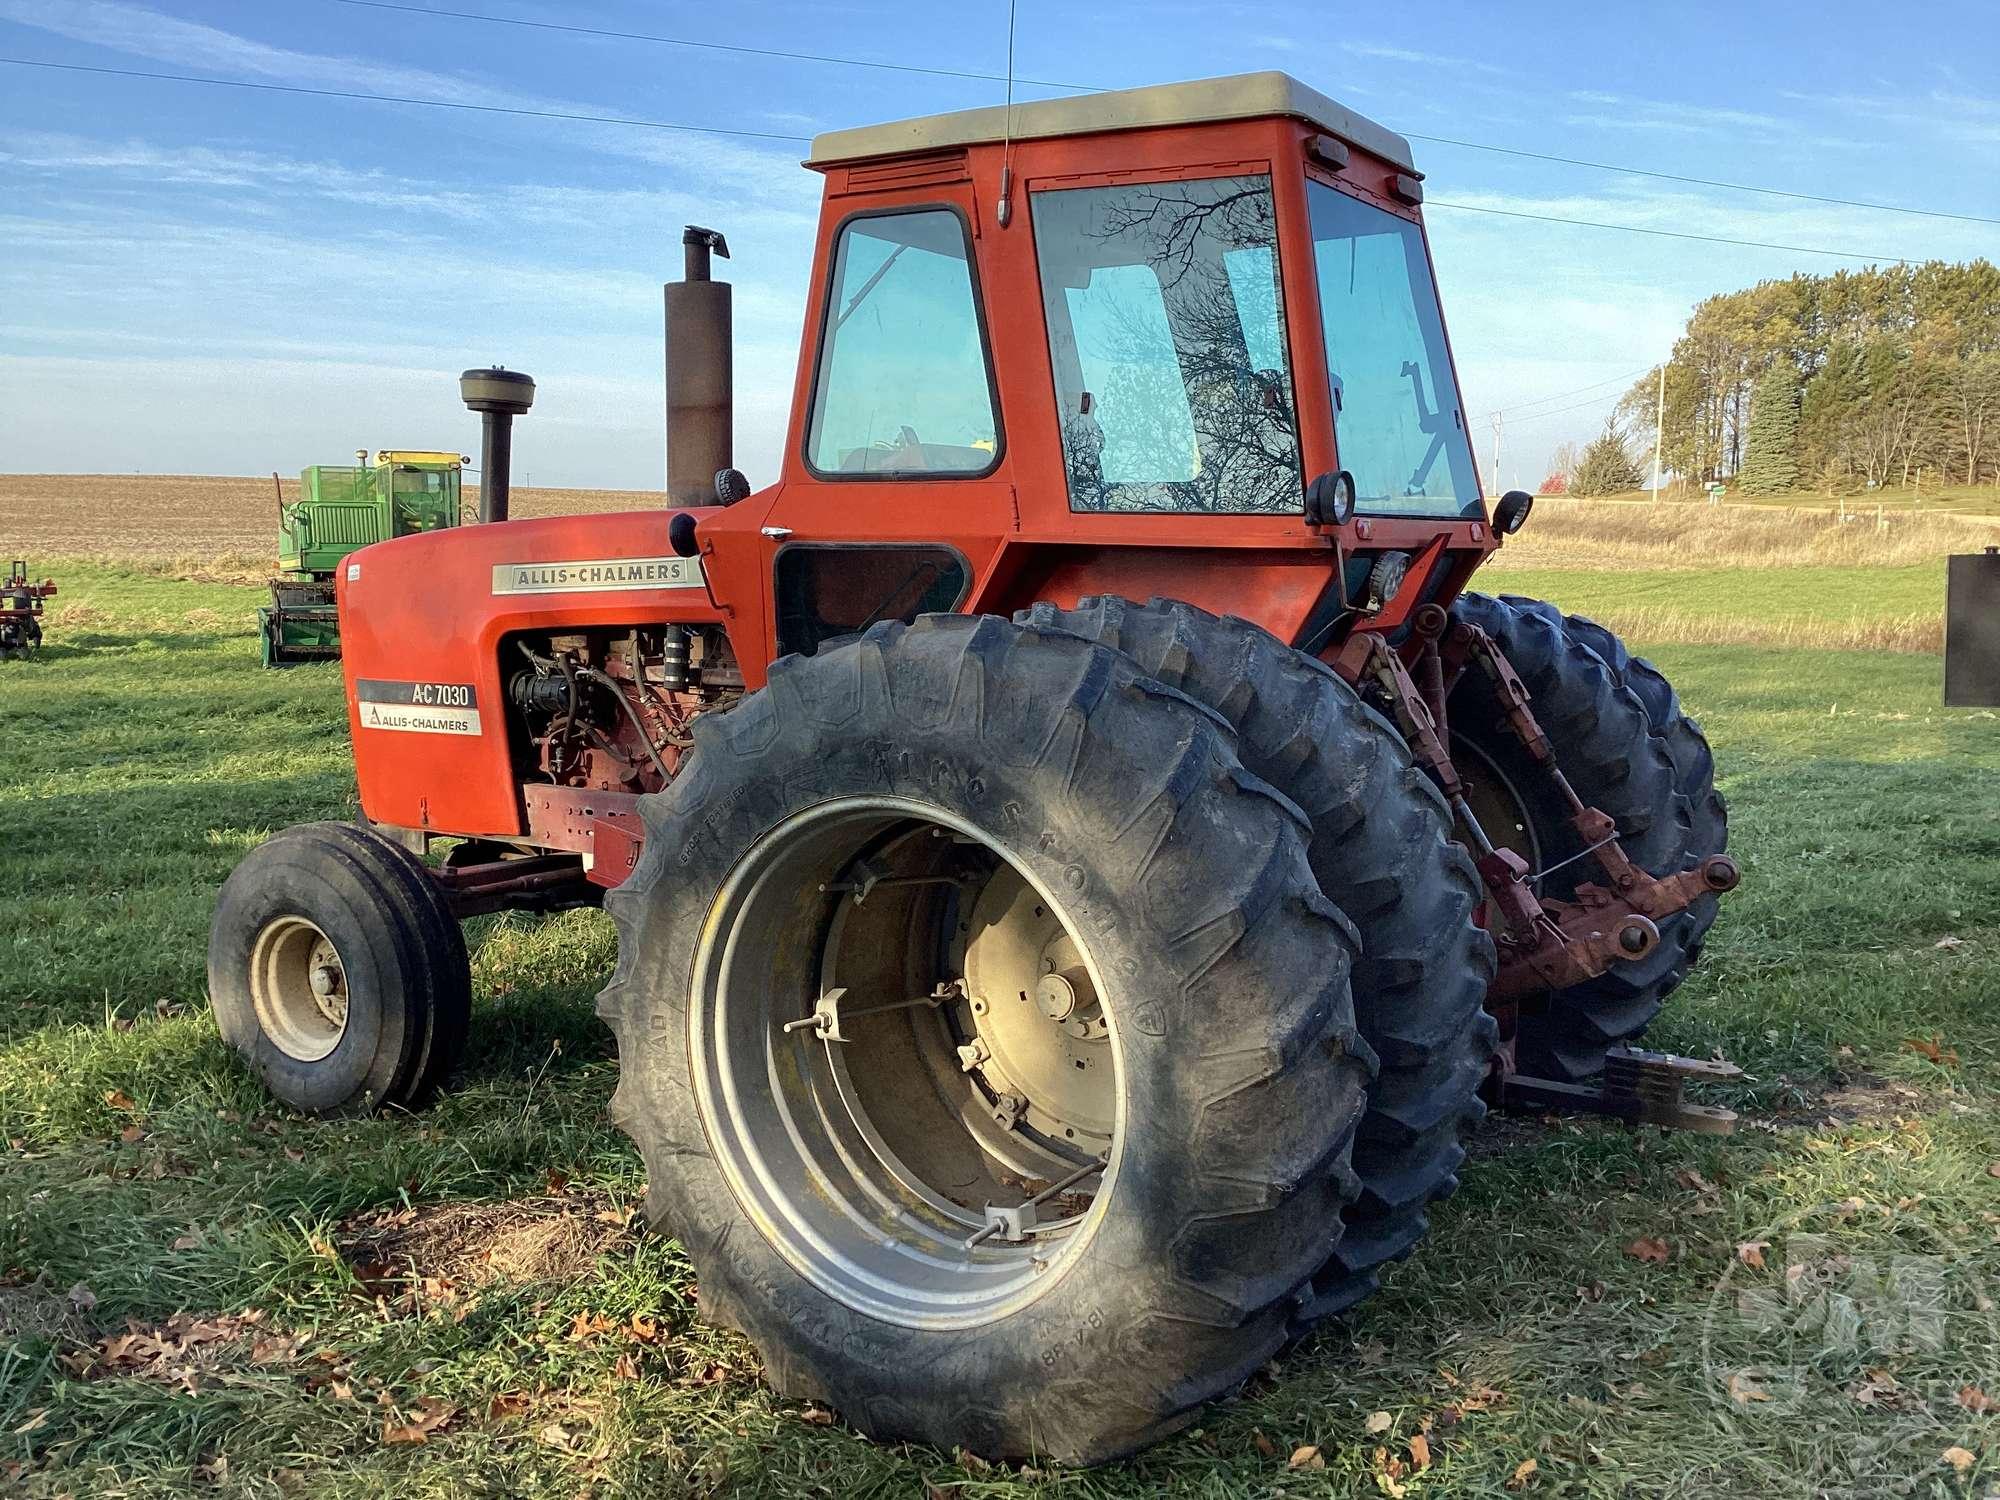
[[1903, 1035, 1961, 1066], [1959, 1384, 1998, 1415], [544, 1169, 571, 1193], [1676, 1168, 1717, 1194], [381, 1399, 456, 1447], [1727, 1371, 1771, 1404], [1851, 1368, 1902, 1406], [66, 1282, 97, 1312], [330, 1382, 355, 1402], [486, 1393, 528, 1422], [1935, 934, 1966, 950], [1736, 1241, 1769, 1269], [1252, 1429, 1276, 1458], [612, 1351, 640, 1381], [1507, 1456, 1538, 1489], [119, 1125, 144, 1144], [1373, 1446, 1406, 1496], [628, 1313, 658, 1343], [1409, 1432, 1432, 1470], [1987, 1161, 2000, 1179], [1365, 1409, 1393, 1434], [537, 1422, 572, 1449], [1289, 1444, 1325, 1470], [1943, 1445, 1975, 1475], [104, 1090, 136, 1112], [1625, 1237, 1671, 1263], [798, 1406, 835, 1426], [170, 1232, 201, 1251], [12, 1409, 48, 1436]]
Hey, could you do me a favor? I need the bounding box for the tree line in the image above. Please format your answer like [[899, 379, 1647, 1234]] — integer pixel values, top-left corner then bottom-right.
[[1557, 259, 2000, 496]]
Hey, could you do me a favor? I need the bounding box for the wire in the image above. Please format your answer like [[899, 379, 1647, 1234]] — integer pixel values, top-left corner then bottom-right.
[[0, 57, 1948, 266], [1406, 132, 2000, 230], [325, 0, 1100, 92], [1426, 199, 1916, 265], [1498, 390, 1641, 426], [1485, 367, 1652, 419], [0, 55, 814, 143]]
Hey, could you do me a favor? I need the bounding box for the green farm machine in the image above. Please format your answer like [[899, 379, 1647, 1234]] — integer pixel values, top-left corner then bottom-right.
[[261, 451, 467, 666]]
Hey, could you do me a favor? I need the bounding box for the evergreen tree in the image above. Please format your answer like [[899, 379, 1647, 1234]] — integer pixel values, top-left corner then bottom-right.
[[1570, 424, 1644, 496], [1737, 364, 1800, 493]]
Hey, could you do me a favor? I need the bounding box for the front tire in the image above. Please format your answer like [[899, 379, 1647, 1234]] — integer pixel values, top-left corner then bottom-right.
[[208, 822, 470, 1113], [600, 614, 1373, 1463]]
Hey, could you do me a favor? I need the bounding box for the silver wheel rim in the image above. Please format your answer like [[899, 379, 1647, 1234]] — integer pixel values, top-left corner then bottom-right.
[[248, 915, 350, 1062], [689, 797, 1122, 1330]]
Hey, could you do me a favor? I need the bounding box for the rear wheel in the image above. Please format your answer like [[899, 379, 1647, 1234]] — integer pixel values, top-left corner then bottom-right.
[[1019, 597, 1496, 1323], [1449, 594, 1721, 1080], [209, 822, 470, 1113], [601, 614, 1373, 1463]]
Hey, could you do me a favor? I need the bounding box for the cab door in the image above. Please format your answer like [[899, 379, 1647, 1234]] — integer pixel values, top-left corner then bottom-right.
[[756, 196, 1016, 660]]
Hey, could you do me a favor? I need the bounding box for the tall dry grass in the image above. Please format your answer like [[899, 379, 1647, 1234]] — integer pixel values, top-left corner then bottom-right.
[[1502, 497, 1997, 572]]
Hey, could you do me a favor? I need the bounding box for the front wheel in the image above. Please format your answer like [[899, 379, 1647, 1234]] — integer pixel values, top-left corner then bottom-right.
[[600, 614, 1374, 1463], [208, 822, 470, 1113]]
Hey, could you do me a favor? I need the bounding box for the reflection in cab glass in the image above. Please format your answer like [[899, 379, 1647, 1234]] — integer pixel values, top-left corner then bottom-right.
[[1308, 182, 1481, 518], [1033, 174, 1302, 514], [807, 210, 1000, 476]]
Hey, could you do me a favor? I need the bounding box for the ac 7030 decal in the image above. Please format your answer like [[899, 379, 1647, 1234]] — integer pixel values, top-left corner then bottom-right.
[[355, 679, 481, 736], [491, 555, 705, 595]]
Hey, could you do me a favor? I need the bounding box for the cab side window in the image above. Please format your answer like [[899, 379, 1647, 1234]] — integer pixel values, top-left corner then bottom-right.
[[806, 209, 1000, 477]]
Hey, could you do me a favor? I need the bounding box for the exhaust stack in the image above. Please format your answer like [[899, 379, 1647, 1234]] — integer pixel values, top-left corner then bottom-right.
[[459, 366, 535, 524], [665, 225, 733, 506]]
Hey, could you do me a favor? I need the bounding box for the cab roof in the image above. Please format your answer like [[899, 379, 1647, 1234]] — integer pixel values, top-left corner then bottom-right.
[[808, 70, 1415, 172]]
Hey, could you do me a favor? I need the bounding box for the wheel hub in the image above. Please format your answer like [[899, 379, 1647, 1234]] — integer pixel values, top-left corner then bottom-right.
[[248, 916, 349, 1062], [957, 868, 1113, 1154]]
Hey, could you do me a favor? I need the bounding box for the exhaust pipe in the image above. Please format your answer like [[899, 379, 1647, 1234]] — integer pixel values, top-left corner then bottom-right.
[[665, 225, 733, 506], [459, 366, 535, 524]]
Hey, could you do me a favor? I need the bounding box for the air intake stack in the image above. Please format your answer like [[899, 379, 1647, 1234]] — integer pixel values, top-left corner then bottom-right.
[[665, 225, 733, 506], [459, 366, 535, 524]]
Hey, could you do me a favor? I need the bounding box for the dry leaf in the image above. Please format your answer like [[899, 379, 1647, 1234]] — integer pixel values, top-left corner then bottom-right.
[[628, 1313, 658, 1343], [1942, 1445, 1975, 1475], [1987, 1161, 2000, 1179], [1903, 1035, 1961, 1066], [1289, 1444, 1325, 1470], [1935, 935, 1966, 950], [486, 1393, 529, 1422], [798, 1406, 835, 1426], [1252, 1429, 1276, 1458], [1958, 1384, 1998, 1415], [1373, 1446, 1407, 1497], [1409, 1432, 1432, 1470], [1365, 1409, 1394, 1434], [1625, 1237, 1671, 1263], [1507, 1456, 1538, 1489], [1736, 1241, 1769, 1269], [537, 1422, 573, 1449], [66, 1282, 97, 1312], [381, 1398, 456, 1446], [170, 1232, 201, 1251], [1727, 1371, 1771, 1404], [119, 1125, 144, 1144], [104, 1089, 136, 1112], [1675, 1168, 1717, 1194], [1851, 1368, 1902, 1406], [12, 1410, 48, 1436], [545, 1169, 570, 1194], [612, 1352, 640, 1381]]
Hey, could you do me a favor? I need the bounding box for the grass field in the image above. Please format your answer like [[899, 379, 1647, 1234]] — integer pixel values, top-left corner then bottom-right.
[[3, 521, 1999, 1495]]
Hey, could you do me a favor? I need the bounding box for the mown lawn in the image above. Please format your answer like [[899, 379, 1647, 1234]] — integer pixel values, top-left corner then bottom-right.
[[3, 563, 1998, 1498]]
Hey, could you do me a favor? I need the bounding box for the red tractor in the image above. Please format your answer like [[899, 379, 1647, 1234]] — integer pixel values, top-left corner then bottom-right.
[[209, 73, 1734, 1463], [1, 561, 56, 659]]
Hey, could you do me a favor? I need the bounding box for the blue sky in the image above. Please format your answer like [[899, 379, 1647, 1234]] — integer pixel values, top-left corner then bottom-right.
[[2, 0, 1995, 491]]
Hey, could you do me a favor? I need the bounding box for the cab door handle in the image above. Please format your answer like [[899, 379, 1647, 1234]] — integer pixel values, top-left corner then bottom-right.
[[760, 526, 793, 541]]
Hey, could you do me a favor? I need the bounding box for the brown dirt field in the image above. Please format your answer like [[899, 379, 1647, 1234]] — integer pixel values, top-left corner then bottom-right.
[[0, 473, 657, 569]]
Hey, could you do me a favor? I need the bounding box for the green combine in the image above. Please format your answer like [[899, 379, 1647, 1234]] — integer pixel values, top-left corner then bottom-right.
[[261, 450, 466, 666]]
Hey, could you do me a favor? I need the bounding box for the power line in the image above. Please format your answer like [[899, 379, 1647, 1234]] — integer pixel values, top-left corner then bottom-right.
[[0, 55, 814, 143], [320, 0, 1999, 231], [1499, 389, 1641, 426], [0, 56, 1947, 267], [1427, 199, 1916, 265], [1406, 132, 2000, 229], [325, 0, 1100, 92], [1485, 367, 1651, 419]]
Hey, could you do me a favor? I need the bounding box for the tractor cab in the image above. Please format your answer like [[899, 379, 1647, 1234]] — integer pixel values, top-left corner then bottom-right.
[[689, 72, 1498, 674]]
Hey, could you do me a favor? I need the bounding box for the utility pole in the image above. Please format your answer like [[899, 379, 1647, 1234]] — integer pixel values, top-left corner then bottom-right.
[[1490, 413, 1503, 498], [1650, 363, 1666, 502]]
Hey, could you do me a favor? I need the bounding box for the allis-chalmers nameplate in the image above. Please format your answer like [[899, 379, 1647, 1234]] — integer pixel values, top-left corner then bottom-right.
[[491, 555, 705, 595]]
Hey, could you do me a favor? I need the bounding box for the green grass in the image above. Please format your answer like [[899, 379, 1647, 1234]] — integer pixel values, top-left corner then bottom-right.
[[1482, 562, 1944, 652], [4, 563, 1999, 1497]]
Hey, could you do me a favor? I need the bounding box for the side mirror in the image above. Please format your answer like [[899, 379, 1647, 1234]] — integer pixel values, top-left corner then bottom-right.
[[668, 510, 701, 558], [1493, 489, 1534, 535], [1304, 470, 1356, 527]]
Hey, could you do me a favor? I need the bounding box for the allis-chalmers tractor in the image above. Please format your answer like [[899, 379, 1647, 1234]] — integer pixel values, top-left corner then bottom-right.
[[210, 73, 1736, 1463]]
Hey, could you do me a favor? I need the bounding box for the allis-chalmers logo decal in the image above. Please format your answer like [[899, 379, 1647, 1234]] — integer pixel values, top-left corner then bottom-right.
[[355, 679, 481, 736], [490, 555, 705, 595]]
